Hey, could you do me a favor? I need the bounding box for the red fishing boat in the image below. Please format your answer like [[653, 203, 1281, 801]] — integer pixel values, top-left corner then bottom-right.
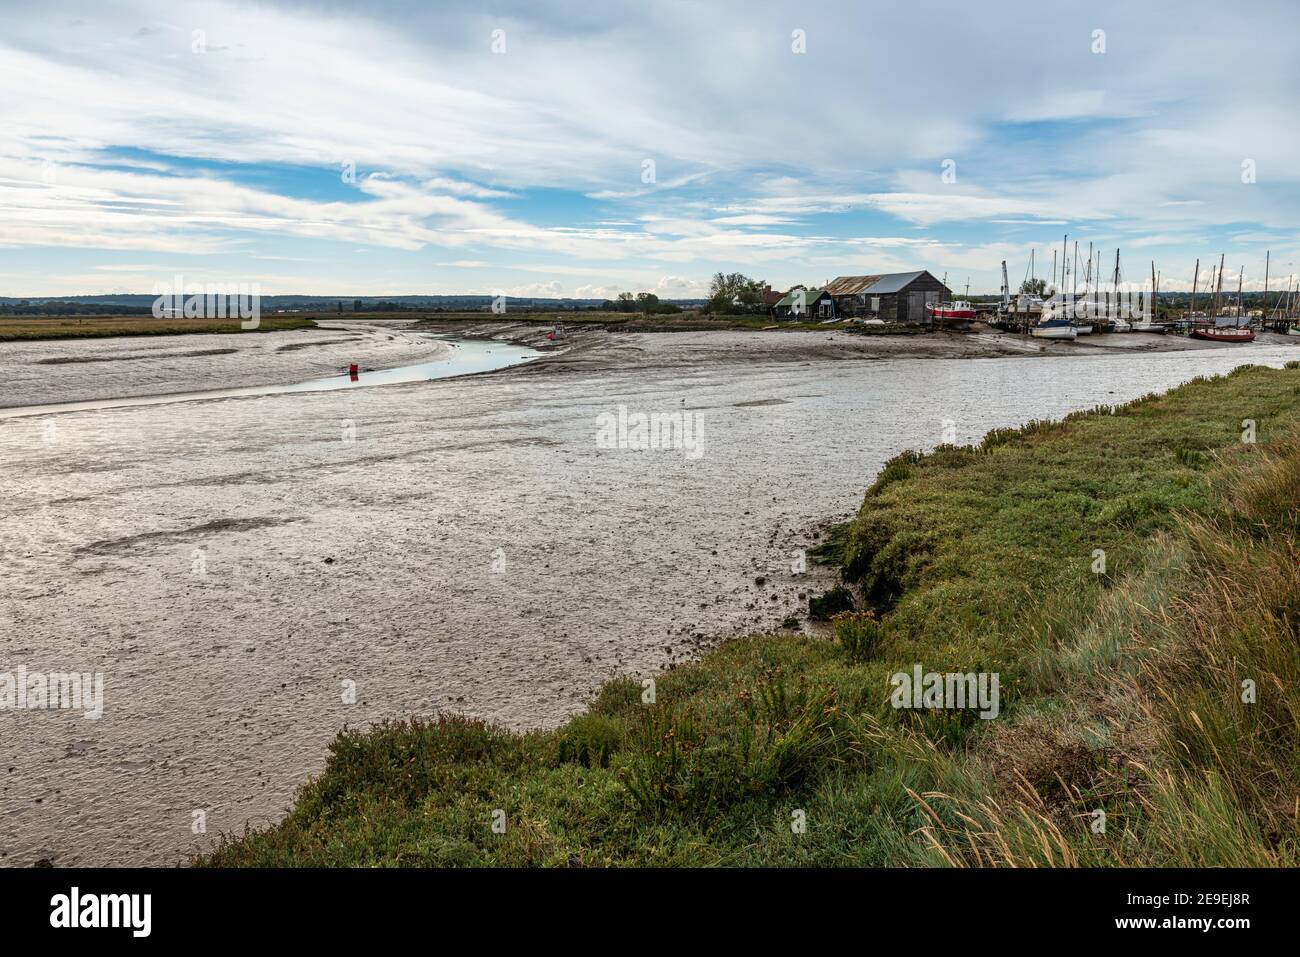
[[1188, 254, 1255, 342], [925, 300, 977, 323], [1189, 324, 1256, 342]]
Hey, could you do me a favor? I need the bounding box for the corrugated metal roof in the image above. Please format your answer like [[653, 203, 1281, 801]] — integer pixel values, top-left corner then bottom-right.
[[824, 271, 930, 296], [823, 275, 883, 296]]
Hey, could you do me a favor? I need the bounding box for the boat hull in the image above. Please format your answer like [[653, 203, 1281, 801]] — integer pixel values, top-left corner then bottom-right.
[[926, 306, 977, 321], [1031, 324, 1077, 340], [1189, 327, 1256, 343]]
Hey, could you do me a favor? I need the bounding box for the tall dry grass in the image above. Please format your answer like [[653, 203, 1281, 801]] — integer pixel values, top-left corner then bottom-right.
[[914, 436, 1300, 866]]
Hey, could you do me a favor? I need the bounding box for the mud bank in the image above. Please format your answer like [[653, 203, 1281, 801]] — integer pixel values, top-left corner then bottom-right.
[[415, 319, 1298, 378], [0, 320, 449, 409]]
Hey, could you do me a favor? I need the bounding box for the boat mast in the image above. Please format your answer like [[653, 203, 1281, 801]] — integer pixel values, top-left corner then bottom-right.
[[1191, 258, 1199, 319], [1237, 265, 1244, 322], [1061, 234, 1068, 305], [1151, 260, 1157, 322], [1086, 241, 1093, 310], [1073, 241, 1079, 301], [1264, 251, 1270, 319], [1112, 248, 1120, 319], [1212, 253, 1225, 318]]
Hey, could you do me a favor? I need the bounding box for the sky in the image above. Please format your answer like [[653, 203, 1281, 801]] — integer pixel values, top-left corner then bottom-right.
[[1, 0, 1298, 298]]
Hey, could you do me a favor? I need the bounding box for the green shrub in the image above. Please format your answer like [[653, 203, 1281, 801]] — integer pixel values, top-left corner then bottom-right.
[[555, 713, 624, 768], [1097, 491, 1170, 528], [866, 451, 921, 496], [833, 611, 884, 662], [809, 585, 855, 620]]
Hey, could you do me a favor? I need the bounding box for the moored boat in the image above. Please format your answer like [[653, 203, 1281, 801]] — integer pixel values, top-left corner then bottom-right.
[[1030, 317, 1077, 340], [1187, 256, 1256, 342], [925, 300, 977, 322], [1189, 323, 1256, 343]]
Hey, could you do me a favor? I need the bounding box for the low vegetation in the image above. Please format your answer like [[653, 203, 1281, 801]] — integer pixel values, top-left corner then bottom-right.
[[0, 315, 317, 341], [203, 362, 1300, 867]]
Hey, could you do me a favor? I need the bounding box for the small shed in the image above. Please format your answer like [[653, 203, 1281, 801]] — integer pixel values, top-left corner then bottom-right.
[[774, 287, 836, 321], [824, 271, 950, 324]]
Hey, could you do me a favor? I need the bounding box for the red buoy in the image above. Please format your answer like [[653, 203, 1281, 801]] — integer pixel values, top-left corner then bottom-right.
[[348, 362, 359, 380]]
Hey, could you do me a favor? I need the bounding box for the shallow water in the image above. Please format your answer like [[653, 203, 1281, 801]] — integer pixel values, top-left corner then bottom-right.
[[1, 336, 1298, 866], [0, 337, 544, 419]]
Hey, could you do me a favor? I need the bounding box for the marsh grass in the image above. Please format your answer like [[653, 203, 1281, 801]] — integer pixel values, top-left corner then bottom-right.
[[0, 315, 317, 340]]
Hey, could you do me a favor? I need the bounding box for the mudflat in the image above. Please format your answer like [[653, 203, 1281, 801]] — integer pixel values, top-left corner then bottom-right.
[[3, 322, 1298, 867]]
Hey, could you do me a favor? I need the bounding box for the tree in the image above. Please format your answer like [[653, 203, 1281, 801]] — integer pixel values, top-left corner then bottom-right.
[[1019, 278, 1047, 297], [707, 272, 766, 315], [634, 292, 660, 312]]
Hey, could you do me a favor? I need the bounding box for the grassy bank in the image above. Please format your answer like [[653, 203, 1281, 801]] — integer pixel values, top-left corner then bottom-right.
[[204, 362, 1300, 867], [0, 315, 317, 341]]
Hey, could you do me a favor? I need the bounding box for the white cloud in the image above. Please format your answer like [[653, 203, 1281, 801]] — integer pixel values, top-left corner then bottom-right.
[[1, 0, 1298, 294]]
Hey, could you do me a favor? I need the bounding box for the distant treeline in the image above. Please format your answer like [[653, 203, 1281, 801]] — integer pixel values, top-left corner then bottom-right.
[[0, 300, 150, 316], [599, 292, 683, 314], [0, 296, 705, 316]]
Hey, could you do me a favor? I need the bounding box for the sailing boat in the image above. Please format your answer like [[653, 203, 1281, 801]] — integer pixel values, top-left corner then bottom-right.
[[1189, 255, 1256, 342], [1032, 235, 1074, 337], [1030, 311, 1077, 339], [1103, 249, 1130, 332], [1279, 273, 1300, 335], [1132, 261, 1165, 332], [1030, 243, 1075, 338], [1073, 239, 1098, 334], [1193, 324, 1257, 342]]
